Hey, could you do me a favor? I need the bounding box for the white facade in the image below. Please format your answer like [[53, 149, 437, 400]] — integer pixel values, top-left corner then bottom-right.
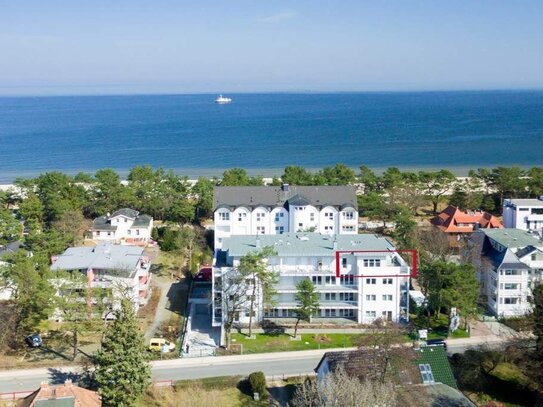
[[474, 229, 543, 317], [503, 198, 543, 234], [50, 243, 152, 312], [213, 185, 359, 249], [212, 233, 410, 334], [89, 208, 153, 245]]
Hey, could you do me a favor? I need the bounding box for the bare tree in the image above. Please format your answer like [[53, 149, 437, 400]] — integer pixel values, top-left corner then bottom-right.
[[290, 368, 397, 407], [417, 227, 453, 262], [220, 268, 250, 348]]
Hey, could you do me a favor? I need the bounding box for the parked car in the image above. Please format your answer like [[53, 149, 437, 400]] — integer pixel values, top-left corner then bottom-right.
[[148, 338, 176, 352], [194, 267, 212, 282], [425, 338, 447, 350], [25, 334, 43, 348]]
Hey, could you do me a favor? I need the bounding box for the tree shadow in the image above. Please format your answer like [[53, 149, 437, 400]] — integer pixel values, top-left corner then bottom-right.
[[39, 346, 71, 361], [47, 368, 82, 385], [261, 320, 286, 335], [166, 281, 188, 315]]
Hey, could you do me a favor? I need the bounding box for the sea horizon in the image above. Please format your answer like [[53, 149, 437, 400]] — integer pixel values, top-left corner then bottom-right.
[[1, 90, 542, 183]]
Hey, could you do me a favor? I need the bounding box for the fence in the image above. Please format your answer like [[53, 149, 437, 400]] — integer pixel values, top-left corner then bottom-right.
[[0, 390, 34, 401]]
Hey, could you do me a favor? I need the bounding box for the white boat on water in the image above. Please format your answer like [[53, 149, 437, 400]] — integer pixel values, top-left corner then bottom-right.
[[215, 95, 232, 104]]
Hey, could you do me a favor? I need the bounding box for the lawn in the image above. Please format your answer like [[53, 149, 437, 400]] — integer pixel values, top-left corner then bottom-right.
[[230, 333, 362, 354], [139, 376, 267, 407], [410, 313, 470, 340]]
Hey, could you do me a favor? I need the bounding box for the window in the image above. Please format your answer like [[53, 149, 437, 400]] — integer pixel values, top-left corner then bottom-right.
[[365, 294, 376, 301], [298, 223, 303, 227], [238, 212, 247, 222], [504, 270, 520, 276], [339, 309, 354, 317], [96, 231, 100, 236], [136, 229, 140, 236], [310, 213, 315, 221], [383, 278, 393, 285], [275, 226, 284, 234], [256, 212, 265, 222], [127, 229, 131, 235], [504, 283, 519, 290], [365, 311, 376, 318], [342, 225, 355, 232], [324, 293, 337, 301], [519, 208, 529, 211], [340, 275, 355, 285], [218, 212, 230, 221], [504, 297, 519, 305], [256, 226, 265, 234], [107, 232, 111, 236], [532, 208, 543, 215], [340, 293, 355, 301], [325, 276, 336, 284], [343, 212, 355, 220], [382, 295, 393, 301], [342, 258, 348, 268], [532, 254, 537, 261], [325, 212, 334, 219], [363, 259, 381, 267], [419, 364, 435, 384], [274, 212, 284, 222], [382, 311, 392, 321], [324, 226, 333, 232], [312, 276, 322, 285], [365, 278, 377, 285]]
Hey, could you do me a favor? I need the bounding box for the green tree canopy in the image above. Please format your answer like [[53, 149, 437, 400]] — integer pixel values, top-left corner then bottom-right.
[[95, 300, 151, 407], [293, 278, 320, 337]]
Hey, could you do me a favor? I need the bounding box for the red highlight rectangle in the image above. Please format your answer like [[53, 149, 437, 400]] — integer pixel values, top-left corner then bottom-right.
[[335, 249, 417, 278]]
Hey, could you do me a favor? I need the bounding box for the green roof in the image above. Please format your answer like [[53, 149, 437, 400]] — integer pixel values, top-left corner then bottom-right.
[[222, 233, 396, 257], [482, 229, 542, 249], [417, 346, 458, 389]]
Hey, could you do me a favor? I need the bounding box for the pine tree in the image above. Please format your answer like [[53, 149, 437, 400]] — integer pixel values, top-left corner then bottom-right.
[[95, 300, 151, 407]]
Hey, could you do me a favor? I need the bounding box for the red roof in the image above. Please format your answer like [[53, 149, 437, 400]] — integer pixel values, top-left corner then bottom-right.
[[431, 205, 502, 234], [21, 381, 101, 406]]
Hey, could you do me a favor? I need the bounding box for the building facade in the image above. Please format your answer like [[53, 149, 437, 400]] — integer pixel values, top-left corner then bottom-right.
[[472, 228, 543, 317], [88, 208, 153, 245], [51, 242, 152, 312], [213, 185, 359, 249], [212, 233, 410, 336], [503, 198, 543, 234]]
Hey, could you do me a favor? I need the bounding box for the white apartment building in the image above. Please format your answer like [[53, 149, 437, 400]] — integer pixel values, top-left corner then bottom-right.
[[212, 185, 359, 250], [88, 208, 153, 245], [503, 198, 543, 234], [50, 242, 152, 312], [212, 233, 410, 338], [472, 228, 543, 317]]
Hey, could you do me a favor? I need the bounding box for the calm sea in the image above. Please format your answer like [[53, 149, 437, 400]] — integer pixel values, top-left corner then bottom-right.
[[0, 91, 542, 182]]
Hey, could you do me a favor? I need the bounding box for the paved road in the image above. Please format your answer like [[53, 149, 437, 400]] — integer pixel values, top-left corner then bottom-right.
[[0, 337, 514, 395], [0, 349, 334, 394]]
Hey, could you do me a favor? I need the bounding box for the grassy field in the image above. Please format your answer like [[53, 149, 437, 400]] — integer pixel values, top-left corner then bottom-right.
[[230, 332, 363, 354], [139, 376, 267, 407], [410, 313, 470, 340]]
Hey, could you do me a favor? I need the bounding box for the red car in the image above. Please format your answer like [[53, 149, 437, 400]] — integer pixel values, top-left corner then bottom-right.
[[194, 267, 212, 282]]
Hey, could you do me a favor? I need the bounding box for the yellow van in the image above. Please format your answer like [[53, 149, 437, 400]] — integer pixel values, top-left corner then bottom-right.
[[148, 338, 176, 352]]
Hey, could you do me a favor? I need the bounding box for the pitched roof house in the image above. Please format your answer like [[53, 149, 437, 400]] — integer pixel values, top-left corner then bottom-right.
[[19, 381, 100, 406], [88, 208, 153, 245]]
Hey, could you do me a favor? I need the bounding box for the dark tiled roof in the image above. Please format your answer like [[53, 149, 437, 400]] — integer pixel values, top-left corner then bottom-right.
[[131, 214, 152, 228], [213, 186, 357, 210], [92, 216, 117, 231], [0, 241, 23, 259], [111, 208, 139, 219]]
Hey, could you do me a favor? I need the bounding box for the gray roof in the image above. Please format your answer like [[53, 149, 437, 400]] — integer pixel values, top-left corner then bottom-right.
[[213, 185, 357, 210], [92, 216, 117, 231], [51, 243, 144, 278], [111, 208, 139, 219], [131, 214, 152, 228], [221, 233, 395, 258], [482, 228, 543, 249], [505, 198, 543, 207], [0, 241, 23, 260]]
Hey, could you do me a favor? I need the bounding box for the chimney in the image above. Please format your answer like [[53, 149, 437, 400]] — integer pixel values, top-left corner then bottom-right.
[[281, 183, 290, 192]]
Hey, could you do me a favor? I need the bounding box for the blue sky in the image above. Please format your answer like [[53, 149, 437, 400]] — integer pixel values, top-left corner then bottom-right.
[[1, 1, 542, 95]]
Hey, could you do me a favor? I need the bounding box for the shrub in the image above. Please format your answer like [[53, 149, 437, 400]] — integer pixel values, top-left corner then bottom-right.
[[248, 371, 267, 399]]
